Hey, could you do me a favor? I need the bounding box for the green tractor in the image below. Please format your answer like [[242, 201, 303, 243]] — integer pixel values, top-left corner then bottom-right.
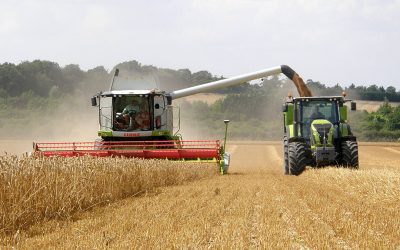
[[282, 96, 358, 175]]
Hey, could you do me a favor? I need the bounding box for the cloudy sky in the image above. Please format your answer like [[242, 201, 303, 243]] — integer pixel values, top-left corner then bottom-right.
[[1, 0, 399, 87]]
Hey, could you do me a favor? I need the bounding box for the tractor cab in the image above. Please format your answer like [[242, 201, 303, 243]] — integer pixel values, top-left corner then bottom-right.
[[298, 98, 339, 144], [283, 96, 356, 145]]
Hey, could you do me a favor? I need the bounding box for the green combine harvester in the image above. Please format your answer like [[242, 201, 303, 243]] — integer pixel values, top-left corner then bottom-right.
[[282, 95, 359, 175]]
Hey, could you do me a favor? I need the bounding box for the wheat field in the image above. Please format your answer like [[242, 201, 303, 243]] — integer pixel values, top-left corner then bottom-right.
[[1, 142, 400, 248], [0, 155, 217, 240]]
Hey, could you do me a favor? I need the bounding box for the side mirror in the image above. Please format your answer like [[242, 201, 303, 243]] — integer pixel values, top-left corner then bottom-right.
[[351, 101, 356, 111], [155, 104, 160, 109], [282, 104, 288, 112], [91, 97, 97, 106], [166, 96, 172, 105]]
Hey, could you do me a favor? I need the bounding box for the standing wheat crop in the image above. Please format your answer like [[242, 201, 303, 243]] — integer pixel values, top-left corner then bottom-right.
[[0, 155, 217, 235]]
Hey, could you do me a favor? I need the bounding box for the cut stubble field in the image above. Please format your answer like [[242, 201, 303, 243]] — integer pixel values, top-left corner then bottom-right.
[[1, 142, 400, 248]]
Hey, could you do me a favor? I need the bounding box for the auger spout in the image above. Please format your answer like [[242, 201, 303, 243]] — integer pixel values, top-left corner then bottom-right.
[[169, 65, 312, 99], [280, 65, 313, 97]]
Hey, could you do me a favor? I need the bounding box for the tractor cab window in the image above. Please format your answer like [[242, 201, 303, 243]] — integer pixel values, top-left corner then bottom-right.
[[113, 95, 151, 131], [300, 100, 338, 138]]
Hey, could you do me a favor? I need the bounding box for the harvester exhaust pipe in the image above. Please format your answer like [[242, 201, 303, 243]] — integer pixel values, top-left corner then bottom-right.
[[169, 65, 312, 99], [109, 68, 120, 91]]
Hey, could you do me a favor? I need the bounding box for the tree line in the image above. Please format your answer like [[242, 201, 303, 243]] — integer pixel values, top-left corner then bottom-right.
[[0, 60, 231, 98], [2, 60, 399, 100], [306, 80, 400, 102]]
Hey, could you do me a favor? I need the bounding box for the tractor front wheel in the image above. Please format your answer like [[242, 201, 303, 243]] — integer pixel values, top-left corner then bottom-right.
[[341, 141, 359, 169], [288, 142, 307, 175]]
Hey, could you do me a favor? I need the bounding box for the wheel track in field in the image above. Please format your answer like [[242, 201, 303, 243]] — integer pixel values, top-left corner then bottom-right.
[[261, 145, 311, 249], [247, 184, 262, 248], [270, 182, 310, 249], [266, 161, 353, 249], [359, 146, 400, 169], [383, 147, 400, 154]]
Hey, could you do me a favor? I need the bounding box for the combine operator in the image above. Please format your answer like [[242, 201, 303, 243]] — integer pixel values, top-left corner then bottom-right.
[[114, 99, 150, 131], [122, 99, 140, 124]]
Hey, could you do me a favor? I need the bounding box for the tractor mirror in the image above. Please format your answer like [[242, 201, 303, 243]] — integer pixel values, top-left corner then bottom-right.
[[351, 102, 356, 111], [282, 104, 288, 112], [91, 97, 97, 106]]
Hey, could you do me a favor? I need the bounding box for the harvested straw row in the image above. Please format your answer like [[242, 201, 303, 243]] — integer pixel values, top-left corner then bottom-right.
[[0, 155, 217, 234]]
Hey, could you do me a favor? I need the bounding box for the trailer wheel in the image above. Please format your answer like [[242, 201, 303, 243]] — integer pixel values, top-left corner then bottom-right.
[[288, 142, 307, 175], [283, 136, 289, 175], [341, 141, 359, 169]]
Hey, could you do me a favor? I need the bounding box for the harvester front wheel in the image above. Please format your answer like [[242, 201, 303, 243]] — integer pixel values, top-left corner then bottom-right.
[[341, 140, 359, 169], [283, 136, 289, 175], [288, 142, 307, 175]]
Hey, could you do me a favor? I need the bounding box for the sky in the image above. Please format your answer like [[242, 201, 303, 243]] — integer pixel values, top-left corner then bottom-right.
[[0, 0, 399, 87]]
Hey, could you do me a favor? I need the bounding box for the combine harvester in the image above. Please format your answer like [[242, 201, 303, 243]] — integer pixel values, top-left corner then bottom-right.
[[34, 65, 357, 175]]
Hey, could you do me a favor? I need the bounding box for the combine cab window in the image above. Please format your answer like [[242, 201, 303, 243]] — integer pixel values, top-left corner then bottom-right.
[[113, 96, 151, 131], [100, 97, 113, 130]]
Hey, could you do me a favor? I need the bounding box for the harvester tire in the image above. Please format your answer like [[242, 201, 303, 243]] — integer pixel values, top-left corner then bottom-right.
[[288, 142, 307, 175], [283, 136, 289, 175], [341, 141, 359, 169]]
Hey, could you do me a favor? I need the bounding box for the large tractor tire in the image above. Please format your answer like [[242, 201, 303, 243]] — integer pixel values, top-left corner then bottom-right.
[[341, 140, 359, 169], [288, 142, 307, 175], [283, 136, 289, 175]]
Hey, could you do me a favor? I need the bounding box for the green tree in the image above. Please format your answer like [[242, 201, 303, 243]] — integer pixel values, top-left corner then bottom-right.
[[386, 86, 396, 94], [0, 63, 25, 96]]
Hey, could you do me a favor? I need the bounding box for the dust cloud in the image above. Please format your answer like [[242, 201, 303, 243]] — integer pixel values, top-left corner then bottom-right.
[[171, 99, 211, 141], [0, 92, 99, 155], [172, 77, 303, 141]]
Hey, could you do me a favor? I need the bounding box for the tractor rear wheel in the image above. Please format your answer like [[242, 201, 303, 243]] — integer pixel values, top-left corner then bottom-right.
[[283, 136, 289, 175], [341, 140, 359, 169], [288, 142, 307, 175]]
